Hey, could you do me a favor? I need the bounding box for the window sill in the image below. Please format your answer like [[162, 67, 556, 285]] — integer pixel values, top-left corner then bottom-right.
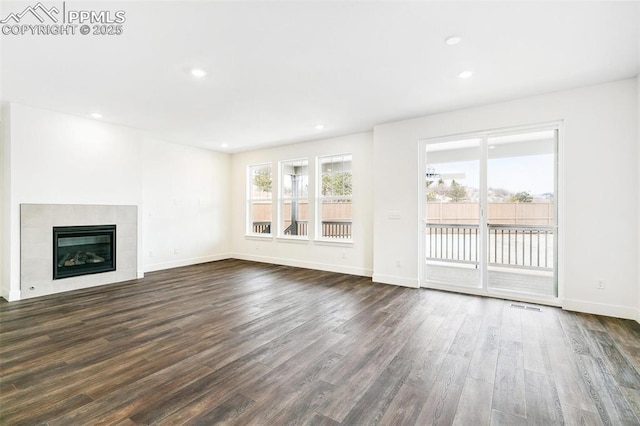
[[245, 234, 274, 241], [276, 236, 310, 244], [314, 239, 354, 247]]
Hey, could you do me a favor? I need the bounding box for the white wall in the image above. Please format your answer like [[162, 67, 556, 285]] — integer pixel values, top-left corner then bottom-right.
[[374, 78, 639, 319], [2, 103, 143, 300], [230, 132, 373, 276], [142, 138, 230, 271], [1, 103, 231, 301], [3, 82, 638, 323]]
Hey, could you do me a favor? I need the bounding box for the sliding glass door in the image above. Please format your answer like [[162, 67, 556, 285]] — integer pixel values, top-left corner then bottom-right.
[[424, 138, 482, 289], [486, 130, 557, 297], [422, 126, 558, 300]]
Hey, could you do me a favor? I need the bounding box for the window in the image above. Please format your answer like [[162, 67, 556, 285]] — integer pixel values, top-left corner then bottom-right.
[[279, 159, 309, 238], [247, 163, 273, 235], [317, 154, 352, 240]]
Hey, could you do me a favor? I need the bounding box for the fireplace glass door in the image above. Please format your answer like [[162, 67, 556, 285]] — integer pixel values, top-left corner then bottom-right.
[[53, 225, 116, 279]]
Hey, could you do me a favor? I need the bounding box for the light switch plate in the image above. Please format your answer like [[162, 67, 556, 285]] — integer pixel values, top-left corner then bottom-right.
[[388, 211, 401, 219]]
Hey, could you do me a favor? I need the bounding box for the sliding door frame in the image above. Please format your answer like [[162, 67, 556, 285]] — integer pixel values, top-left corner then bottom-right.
[[418, 121, 564, 306]]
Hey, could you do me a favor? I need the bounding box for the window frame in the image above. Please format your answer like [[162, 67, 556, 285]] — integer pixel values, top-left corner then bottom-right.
[[316, 153, 353, 242], [278, 158, 310, 240], [246, 162, 273, 237]]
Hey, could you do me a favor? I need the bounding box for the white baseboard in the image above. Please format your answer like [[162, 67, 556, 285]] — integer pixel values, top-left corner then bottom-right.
[[6, 255, 639, 325], [143, 254, 231, 273], [232, 253, 373, 277], [1, 287, 20, 302], [563, 298, 638, 321], [372, 273, 419, 288]]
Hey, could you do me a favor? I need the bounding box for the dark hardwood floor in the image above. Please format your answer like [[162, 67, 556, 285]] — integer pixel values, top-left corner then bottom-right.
[[1, 259, 639, 425]]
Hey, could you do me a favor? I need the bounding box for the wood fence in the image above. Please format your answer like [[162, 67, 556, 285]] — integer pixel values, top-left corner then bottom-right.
[[252, 201, 553, 225], [251, 201, 352, 221], [426, 202, 554, 225]]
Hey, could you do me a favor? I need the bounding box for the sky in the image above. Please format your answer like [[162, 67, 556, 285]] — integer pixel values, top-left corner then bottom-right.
[[430, 154, 555, 195]]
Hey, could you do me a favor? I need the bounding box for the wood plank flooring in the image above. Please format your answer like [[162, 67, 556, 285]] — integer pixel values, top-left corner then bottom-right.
[[1, 259, 639, 425]]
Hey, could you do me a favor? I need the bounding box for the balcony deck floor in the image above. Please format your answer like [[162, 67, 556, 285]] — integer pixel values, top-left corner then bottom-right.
[[425, 263, 555, 297]]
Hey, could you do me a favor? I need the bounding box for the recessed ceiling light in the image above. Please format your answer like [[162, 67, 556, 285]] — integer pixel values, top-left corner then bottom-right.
[[315, 124, 325, 130], [445, 35, 462, 45], [90, 112, 102, 119], [458, 70, 473, 79], [489, 145, 496, 149], [190, 68, 207, 78], [220, 143, 229, 148]]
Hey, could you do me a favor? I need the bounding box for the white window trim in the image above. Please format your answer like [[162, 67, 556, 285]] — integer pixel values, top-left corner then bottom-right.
[[245, 234, 274, 241], [276, 236, 310, 244], [246, 162, 273, 236], [314, 239, 354, 247], [278, 158, 310, 240], [315, 154, 353, 243]]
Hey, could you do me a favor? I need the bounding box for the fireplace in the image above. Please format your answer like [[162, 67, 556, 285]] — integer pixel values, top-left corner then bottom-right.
[[53, 225, 116, 280]]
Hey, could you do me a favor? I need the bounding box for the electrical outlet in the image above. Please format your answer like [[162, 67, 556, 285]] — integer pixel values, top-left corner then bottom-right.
[[597, 280, 606, 290], [396, 259, 401, 267]]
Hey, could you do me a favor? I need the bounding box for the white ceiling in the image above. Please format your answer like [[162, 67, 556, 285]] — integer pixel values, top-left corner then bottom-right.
[[1, 1, 639, 153]]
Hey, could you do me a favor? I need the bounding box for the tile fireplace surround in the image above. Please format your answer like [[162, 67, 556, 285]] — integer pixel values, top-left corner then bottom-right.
[[20, 204, 138, 299]]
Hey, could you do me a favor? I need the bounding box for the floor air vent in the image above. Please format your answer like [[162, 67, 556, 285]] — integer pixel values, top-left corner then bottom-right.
[[509, 303, 542, 312]]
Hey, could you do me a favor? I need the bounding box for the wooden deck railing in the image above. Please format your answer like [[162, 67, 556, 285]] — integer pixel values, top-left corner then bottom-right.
[[252, 222, 271, 234], [425, 223, 555, 270], [425, 223, 480, 265], [252, 220, 352, 238], [283, 221, 308, 236], [321, 221, 352, 238], [488, 224, 555, 271]]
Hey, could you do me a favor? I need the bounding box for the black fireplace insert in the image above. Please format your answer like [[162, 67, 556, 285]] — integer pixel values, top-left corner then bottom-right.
[[53, 225, 116, 279]]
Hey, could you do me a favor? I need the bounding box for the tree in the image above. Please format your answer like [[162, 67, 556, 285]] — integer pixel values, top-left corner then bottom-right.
[[447, 180, 468, 202], [434, 178, 448, 197], [322, 172, 352, 197], [509, 191, 533, 203], [425, 179, 437, 201], [253, 167, 272, 193]]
